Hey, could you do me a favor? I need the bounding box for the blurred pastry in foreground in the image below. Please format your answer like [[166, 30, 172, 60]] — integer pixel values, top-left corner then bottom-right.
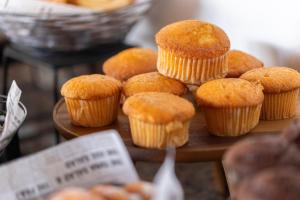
[[240, 67, 300, 120], [103, 48, 157, 81], [125, 181, 153, 200], [61, 74, 121, 127], [281, 119, 300, 149], [73, 0, 134, 11], [90, 185, 129, 200], [156, 20, 230, 85], [223, 136, 287, 197], [223, 135, 300, 198], [226, 50, 264, 78], [49, 188, 103, 200], [123, 72, 187, 98], [236, 167, 300, 200], [195, 78, 263, 136], [47, 0, 68, 3], [123, 92, 195, 149]]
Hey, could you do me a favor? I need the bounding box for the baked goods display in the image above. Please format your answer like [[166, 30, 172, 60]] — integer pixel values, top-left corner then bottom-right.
[[103, 48, 157, 81], [156, 20, 230, 85], [59, 19, 300, 146], [123, 72, 187, 98], [223, 120, 300, 199], [123, 92, 195, 149], [49, 182, 153, 200], [226, 50, 264, 78], [240, 67, 300, 120], [61, 74, 122, 127], [195, 78, 264, 136]]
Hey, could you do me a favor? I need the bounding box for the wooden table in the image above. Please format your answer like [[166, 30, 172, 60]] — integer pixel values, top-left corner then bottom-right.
[[53, 98, 300, 162]]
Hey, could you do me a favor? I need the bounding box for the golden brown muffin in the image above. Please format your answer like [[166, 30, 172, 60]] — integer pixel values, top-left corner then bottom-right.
[[124, 182, 153, 200], [103, 48, 157, 81], [196, 78, 263, 136], [235, 167, 300, 200], [90, 185, 130, 200], [73, 0, 134, 11], [123, 72, 187, 97], [50, 188, 104, 200], [226, 50, 264, 78], [240, 67, 300, 120], [123, 92, 195, 149], [61, 74, 122, 127], [156, 20, 230, 85]]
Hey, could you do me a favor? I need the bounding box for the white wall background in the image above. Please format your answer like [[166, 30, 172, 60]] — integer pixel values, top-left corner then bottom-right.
[[127, 0, 300, 69]]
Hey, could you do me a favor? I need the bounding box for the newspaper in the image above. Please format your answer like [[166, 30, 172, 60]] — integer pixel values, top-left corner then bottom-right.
[[0, 0, 92, 15], [0, 130, 139, 200], [0, 81, 26, 151], [154, 148, 184, 200]]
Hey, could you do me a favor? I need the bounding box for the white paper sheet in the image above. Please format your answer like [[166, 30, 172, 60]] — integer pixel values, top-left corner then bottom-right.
[[0, 81, 26, 151], [0, 130, 139, 200], [0, 0, 92, 15]]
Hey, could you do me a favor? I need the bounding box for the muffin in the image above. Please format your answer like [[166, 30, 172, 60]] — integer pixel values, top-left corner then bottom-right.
[[156, 20, 230, 85], [226, 50, 264, 78], [235, 167, 300, 200], [123, 92, 195, 149], [103, 48, 157, 81], [61, 74, 121, 127], [73, 0, 134, 11], [195, 78, 264, 136], [123, 72, 187, 98], [50, 188, 104, 200], [240, 67, 300, 120]]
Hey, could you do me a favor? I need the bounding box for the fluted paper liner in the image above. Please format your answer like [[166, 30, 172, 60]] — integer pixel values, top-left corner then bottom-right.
[[261, 89, 299, 120], [202, 105, 262, 136], [65, 94, 120, 127], [128, 117, 190, 149], [157, 47, 228, 85]]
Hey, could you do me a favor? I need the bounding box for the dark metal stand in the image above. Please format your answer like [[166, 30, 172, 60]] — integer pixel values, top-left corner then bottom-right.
[[2, 43, 133, 145]]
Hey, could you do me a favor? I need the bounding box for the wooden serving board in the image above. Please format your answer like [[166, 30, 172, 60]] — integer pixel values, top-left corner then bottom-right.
[[53, 98, 300, 162]]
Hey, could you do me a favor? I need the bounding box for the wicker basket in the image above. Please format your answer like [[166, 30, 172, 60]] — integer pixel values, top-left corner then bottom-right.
[[0, 0, 153, 51]]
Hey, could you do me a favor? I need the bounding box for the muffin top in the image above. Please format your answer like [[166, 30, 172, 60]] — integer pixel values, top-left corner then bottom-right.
[[123, 92, 195, 123], [240, 67, 300, 93], [123, 72, 187, 97], [155, 20, 230, 58], [236, 167, 300, 200], [103, 48, 157, 81], [226, 50, 264, 78], [196, 78, 264, 107], [61, 74, 121, 100]]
